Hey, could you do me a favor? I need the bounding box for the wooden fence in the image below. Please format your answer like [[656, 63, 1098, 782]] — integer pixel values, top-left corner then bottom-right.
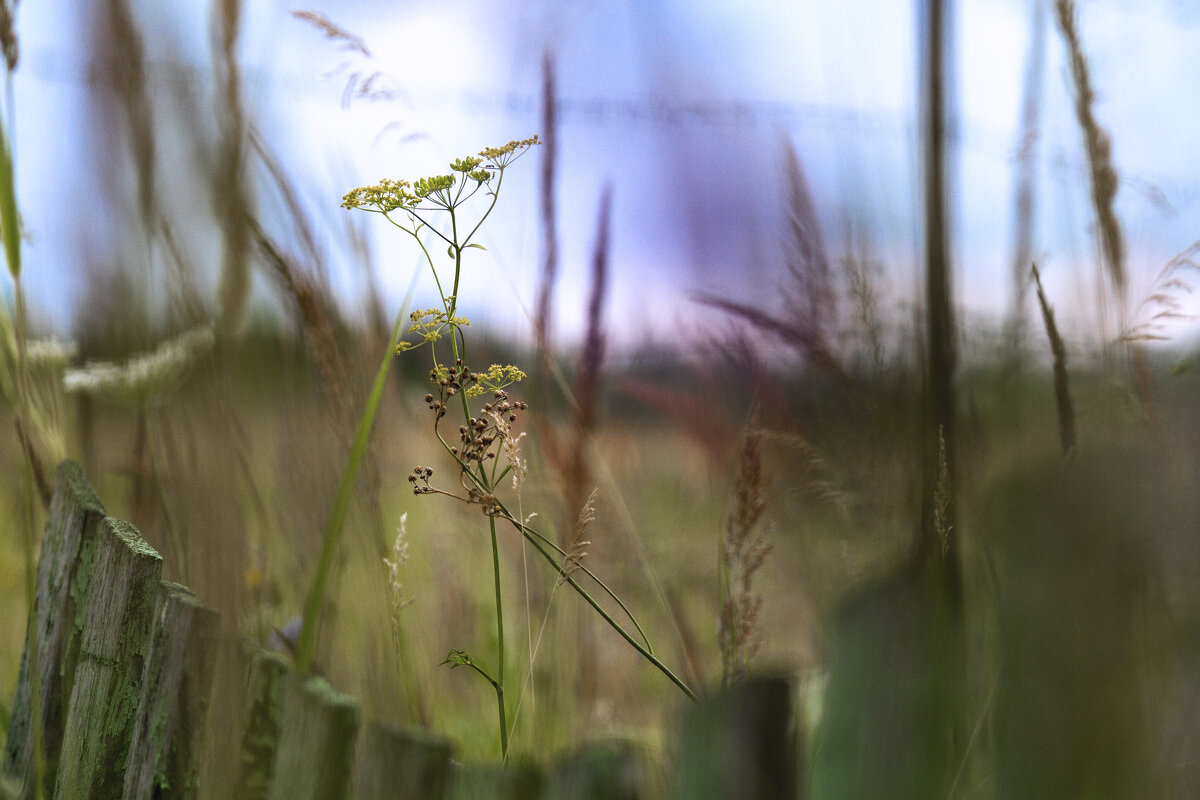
[[2, 461, 800, 799]]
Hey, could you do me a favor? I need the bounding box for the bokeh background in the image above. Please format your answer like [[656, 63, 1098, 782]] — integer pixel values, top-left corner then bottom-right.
[[10, 0, 1200, 343], [3, 0, 1200, 796]]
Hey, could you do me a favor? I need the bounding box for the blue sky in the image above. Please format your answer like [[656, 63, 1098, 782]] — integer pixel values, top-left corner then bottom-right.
[[9, 0, 1200, 349]]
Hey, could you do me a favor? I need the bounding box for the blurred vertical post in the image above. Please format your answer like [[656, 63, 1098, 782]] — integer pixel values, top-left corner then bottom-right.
[[534, 51, 559, 391], [918, 0, 960, 600], [809, 8, 965, 795]]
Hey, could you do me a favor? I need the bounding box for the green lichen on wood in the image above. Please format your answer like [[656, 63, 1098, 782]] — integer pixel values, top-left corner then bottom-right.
[[3, 460, 105, 800], [53, 516, 161, 800], [58, 461, 105, 519], [674, 677, 797, 800], [123, 581, 219, 800], [544, 741, 644, 800], [107, 517, 162, 561], [265, 673, 359, 800], [237, 648, 288, 800], [448, 762, 542, 800], [355, 722, 453, 800]]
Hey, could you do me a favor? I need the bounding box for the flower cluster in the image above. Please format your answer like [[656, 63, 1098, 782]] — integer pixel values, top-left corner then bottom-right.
[[452, 389, 528, 468], [341, 136, 539, 218], [397, 307, 470, 354], [407, 465, 435, 494], [383, 513, 413, 624], [414, 364, 528, 510], [340, 178, 419, 214], [479, 135, 540, 167], [467, 363, 526, 399]]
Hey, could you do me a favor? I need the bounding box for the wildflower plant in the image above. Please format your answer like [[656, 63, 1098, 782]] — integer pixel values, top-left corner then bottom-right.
[[341, 136, 695, 758]]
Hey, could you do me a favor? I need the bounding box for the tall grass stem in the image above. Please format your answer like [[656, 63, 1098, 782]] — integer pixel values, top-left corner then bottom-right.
[[294, 299, 411, 673]]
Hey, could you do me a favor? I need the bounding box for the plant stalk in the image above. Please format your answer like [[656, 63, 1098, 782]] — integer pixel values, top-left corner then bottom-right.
[[295, 303, 409, 673], [489, 515, 509, 759]]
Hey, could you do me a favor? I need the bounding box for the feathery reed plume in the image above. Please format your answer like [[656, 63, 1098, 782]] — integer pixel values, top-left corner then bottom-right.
[[693, 294, 846, 379], [292, 10, 411, 111], [755, 427, 848, 516], [211, 0, 253, 337], [1122, 241, 1200, 343], [1053, 0, 1125, 299], [0, 0, 17, 73], [694, 143, 845, 379], [781, 138, 837, 350], [1007, 0, 1046, 355], [1053, 0, 1162, 421], [382, 512, 428, 727], [558, 488, 596, 588], [291, 10, 369, 56], [383, 513, 413, 635], [840, 221, 886, 374], [719, 421, 771, 685], [1031, 264, 1076, 456], [934, 425, 952, 554]]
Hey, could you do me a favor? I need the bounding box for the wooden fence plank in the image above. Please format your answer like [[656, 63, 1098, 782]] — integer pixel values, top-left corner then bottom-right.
[[235, 648, 288, 800], [1, 462, 812, 799], [3, 461, 105, 800], [448, 762, 541, 800], [356, 721, 453, 800], [266, 672, 359, 800], [53, 518, 163, 800], [544, 741, 643, 800], [121, 582, 219, 800], [673, 677, 797, 800]]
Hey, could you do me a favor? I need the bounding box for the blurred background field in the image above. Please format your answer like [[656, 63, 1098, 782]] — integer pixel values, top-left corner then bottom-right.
[[3, 0, 1200, 795]]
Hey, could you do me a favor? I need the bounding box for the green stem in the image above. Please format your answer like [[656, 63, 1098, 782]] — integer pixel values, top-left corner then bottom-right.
[[489, 515, 509, 759], [502, 509, 697, 702], [462, 168, 504, 246], [294, 303, 409, 673], [516, 518, 653, 652]]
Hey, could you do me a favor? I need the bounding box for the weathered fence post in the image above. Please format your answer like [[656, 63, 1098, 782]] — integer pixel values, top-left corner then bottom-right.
[[673, 677, 798, 800], [355, 721, 453, 800], [3, 461, 105, 800], [54, 518, 163, 800], [265, 672, 359, 800], [544, 741, 643, 800], [3, 462, 812, 799], [448, 762, 542, 800], [235, 647, 289, 800], [121, 582, 219, 799]]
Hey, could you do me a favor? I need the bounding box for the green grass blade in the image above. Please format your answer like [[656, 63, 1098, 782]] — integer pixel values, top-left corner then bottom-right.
[[294, 300, 410, 674]]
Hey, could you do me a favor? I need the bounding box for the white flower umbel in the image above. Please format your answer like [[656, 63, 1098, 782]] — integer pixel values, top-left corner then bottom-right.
[[63, 326, 215, 409]]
